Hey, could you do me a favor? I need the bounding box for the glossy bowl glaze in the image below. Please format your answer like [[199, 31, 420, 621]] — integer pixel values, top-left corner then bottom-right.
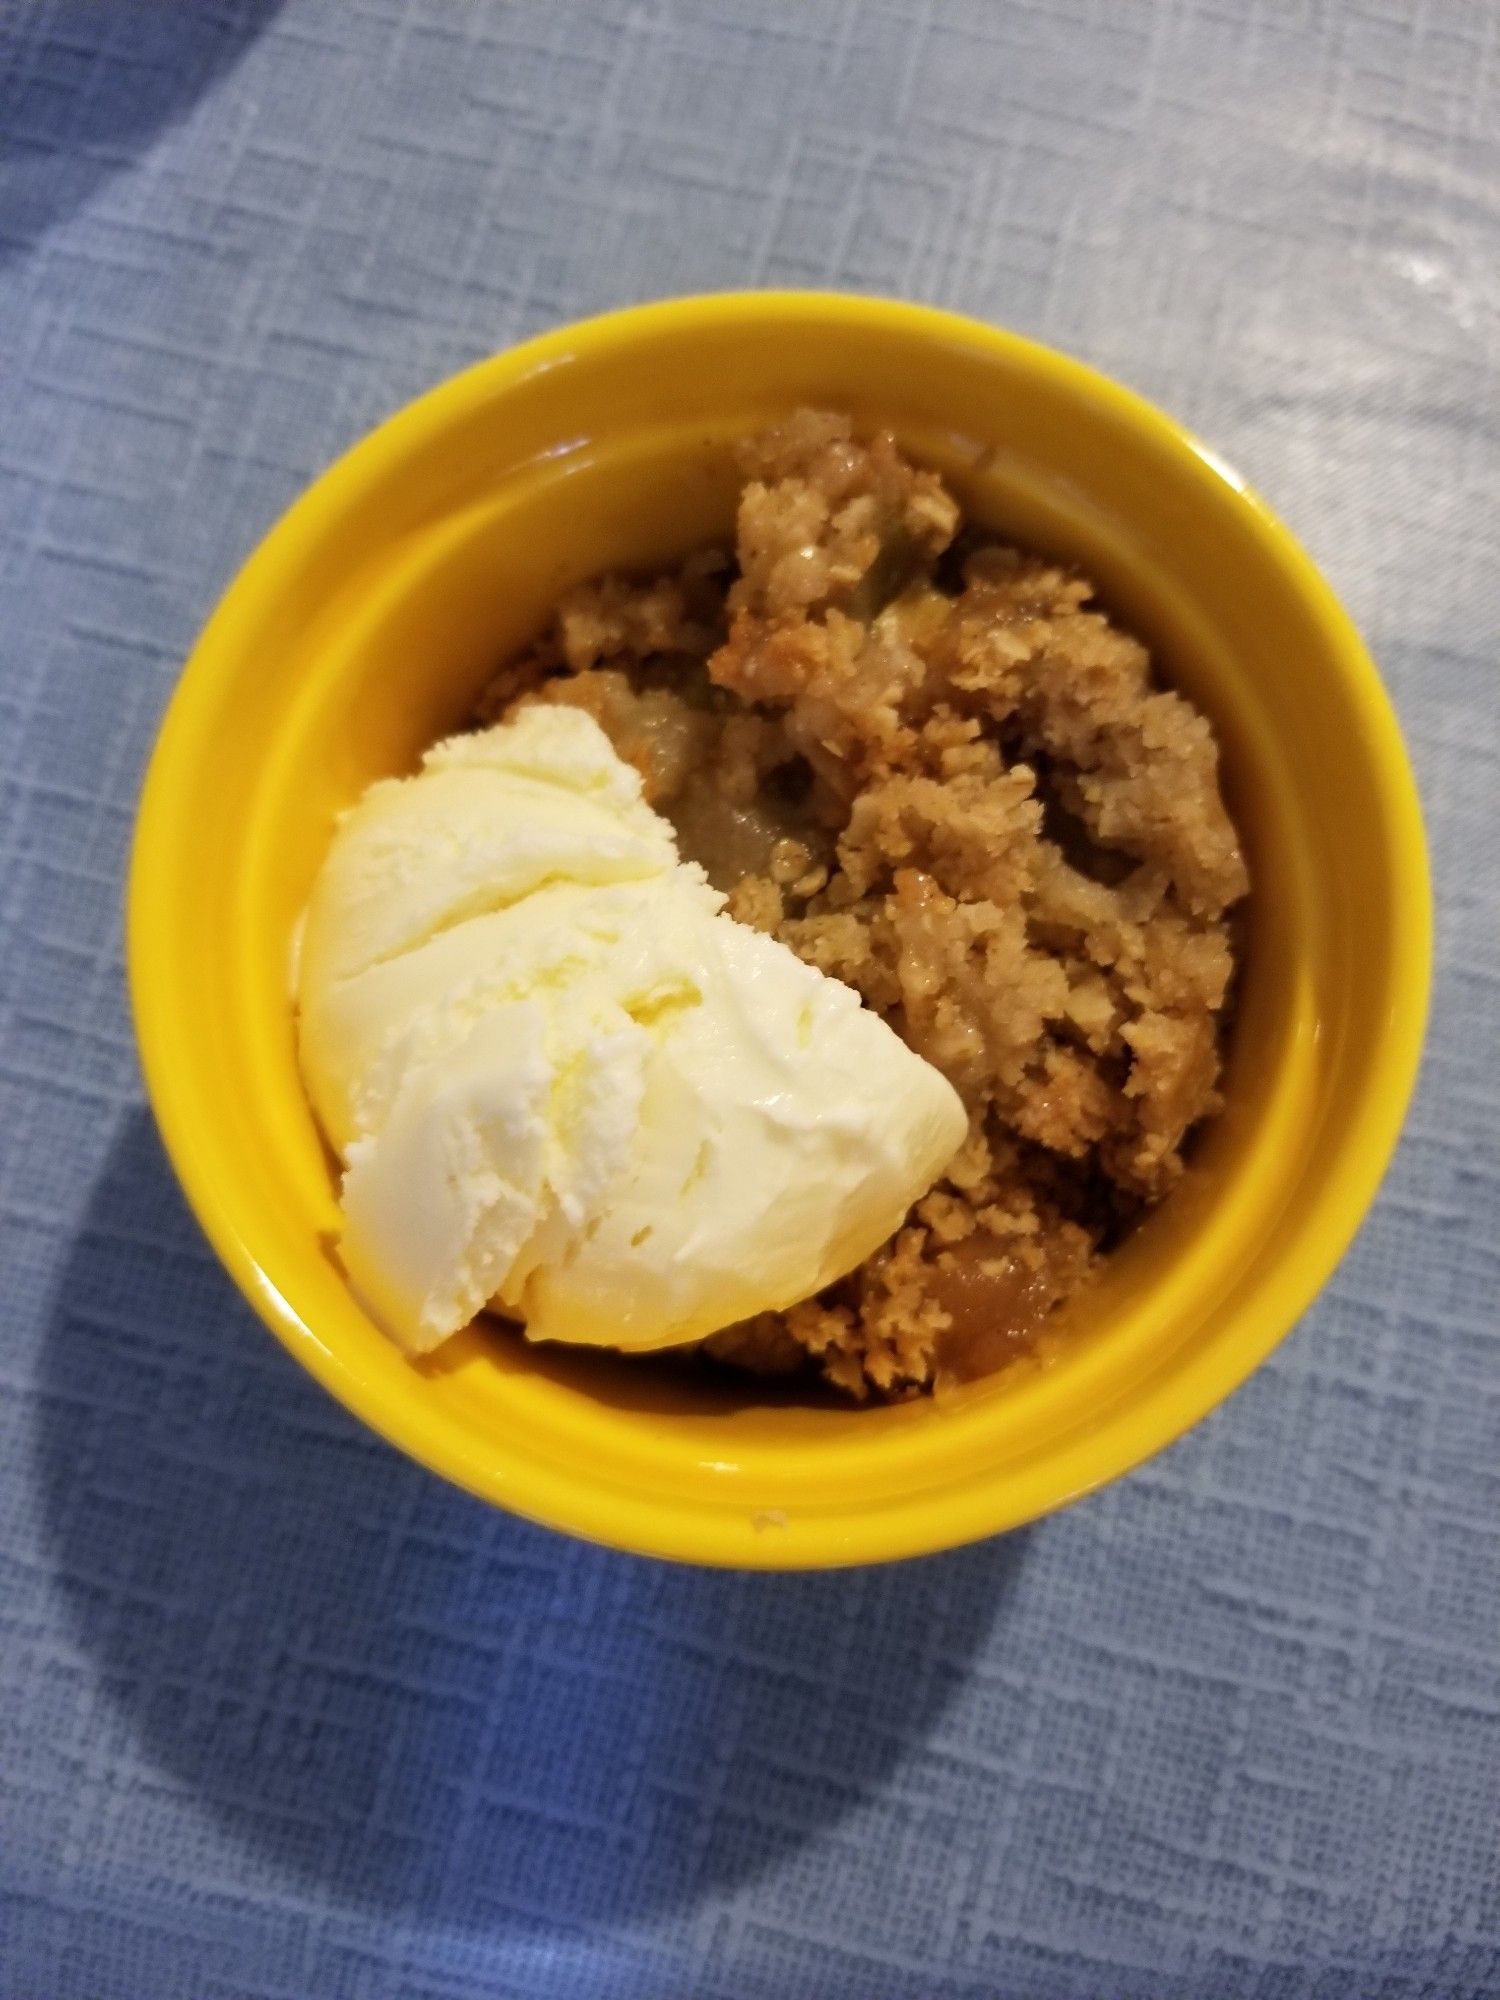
[[129, 294, 1430, 1566]]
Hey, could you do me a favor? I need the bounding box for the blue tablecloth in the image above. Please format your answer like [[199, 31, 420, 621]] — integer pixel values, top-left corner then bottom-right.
[[3, 4, 1497, 1995]]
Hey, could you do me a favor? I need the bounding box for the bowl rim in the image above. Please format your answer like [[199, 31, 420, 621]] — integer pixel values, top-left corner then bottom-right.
[[129, 290, 1433, 1567]]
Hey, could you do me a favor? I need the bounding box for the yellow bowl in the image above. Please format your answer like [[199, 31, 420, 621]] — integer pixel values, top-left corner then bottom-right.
[[129, 293, 1430, 1567]]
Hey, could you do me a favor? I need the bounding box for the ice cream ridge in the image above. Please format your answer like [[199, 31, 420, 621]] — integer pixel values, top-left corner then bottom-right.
[[297, 704, 968, 1356]]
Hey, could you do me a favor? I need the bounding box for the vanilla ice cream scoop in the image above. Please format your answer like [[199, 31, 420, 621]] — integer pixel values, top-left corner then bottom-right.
[[298, 704, 967, 1355]]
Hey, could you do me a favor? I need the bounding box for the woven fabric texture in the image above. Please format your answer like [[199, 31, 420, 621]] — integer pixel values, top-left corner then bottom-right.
[[1, 3, 1497, 1996]]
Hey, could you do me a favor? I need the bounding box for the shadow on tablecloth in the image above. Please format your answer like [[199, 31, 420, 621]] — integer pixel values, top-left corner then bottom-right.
[[0, 0, 284, 268], [36, 1108, 1026, 1929]]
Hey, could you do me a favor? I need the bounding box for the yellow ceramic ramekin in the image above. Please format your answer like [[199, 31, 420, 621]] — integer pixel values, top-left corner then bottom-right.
[[128, 294, 1430, 1568]]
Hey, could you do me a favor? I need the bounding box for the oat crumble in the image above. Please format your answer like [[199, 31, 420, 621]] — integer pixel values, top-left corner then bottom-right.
[[478, 410, 1248, 1398]]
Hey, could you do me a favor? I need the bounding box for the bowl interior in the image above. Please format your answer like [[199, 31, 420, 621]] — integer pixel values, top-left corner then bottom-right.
[[133, 298, 1426, 1563]]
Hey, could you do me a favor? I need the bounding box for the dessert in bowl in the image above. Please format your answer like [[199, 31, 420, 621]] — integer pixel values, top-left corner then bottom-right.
[[129, 294, 1429, 1565]]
